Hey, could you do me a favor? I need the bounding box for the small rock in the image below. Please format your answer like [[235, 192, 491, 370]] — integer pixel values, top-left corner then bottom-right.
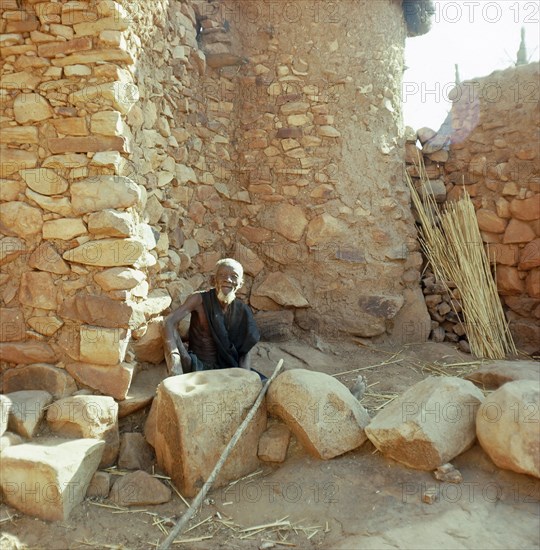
[[350, 375, 367, 400], [422, 487, 438, 504], [86, 470, 111, 498], [109, 470, 171, 506], [258, 424, 291, 463], [433, 463, 462, 483], [118, 432, 154, 471]]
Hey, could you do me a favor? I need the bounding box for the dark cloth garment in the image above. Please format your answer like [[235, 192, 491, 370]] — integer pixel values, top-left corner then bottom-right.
[[189, 289, 260, 371]]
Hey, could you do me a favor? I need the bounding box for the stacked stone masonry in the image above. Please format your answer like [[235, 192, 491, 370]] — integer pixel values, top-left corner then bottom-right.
[[407, 63, 540, 354], [1, 0, 428, 403]]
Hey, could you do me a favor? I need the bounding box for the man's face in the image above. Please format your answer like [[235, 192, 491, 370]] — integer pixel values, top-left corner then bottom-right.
[[215, 265, 243, 305]]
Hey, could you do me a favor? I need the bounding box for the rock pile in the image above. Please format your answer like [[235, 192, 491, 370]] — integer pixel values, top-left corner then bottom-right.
[[407, 64, 540, 354]]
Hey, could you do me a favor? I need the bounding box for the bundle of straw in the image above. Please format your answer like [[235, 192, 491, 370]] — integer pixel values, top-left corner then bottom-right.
[[407, 162, 516, 359]]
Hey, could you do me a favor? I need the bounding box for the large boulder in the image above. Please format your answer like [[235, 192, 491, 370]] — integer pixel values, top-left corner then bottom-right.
[[46, 395, 119, 467], [7, 390, 53, 438], [155, 368, 266, 497], [466, 360, 540, 389], [476, 380, 539, 478], [267, 369, 370, 459], [365, 376, 484, 470], [0, 438, 104, 521]]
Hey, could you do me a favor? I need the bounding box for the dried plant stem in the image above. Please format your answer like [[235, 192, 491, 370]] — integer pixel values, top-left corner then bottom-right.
[[407, 164, 516, 359]]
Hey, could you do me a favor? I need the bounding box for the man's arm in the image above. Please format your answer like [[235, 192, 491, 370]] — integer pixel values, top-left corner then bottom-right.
[[161, 293, 202, 375], [239, 348, 253, 370]]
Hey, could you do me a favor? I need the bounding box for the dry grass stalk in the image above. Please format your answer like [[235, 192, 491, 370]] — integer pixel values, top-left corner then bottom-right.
[[407, 162, 516, 359]]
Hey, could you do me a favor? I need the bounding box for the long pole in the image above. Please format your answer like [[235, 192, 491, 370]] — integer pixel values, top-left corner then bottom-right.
[[158, 359, 284, 550]]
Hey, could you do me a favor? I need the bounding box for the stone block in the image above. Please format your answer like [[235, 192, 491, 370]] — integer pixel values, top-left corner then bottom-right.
[[29, 242, 70, 274], [0, 236, 25, 266], [119, 366, 167, 418], [476, 209, 507, 233], [519, 238, 540, 270], [253, 272, 309, 307], [19, 168, 68, 195], [7, 390, 53, 438], [90, 111, 124, 136], [70, 176, 141, 215], [155, 369, 265, 497], [86, 470, 111, 498], [43, 218, 87, 240], [109, 470, 171, 506], [25, 188, 73, 217], [87, 209, 137, 237], [503, 219, 536, 244], [66, 362, 134, 401], [19, 271, 57, 310], [510, 196, 540, 221], [0, 126, 38, 144], [93, 267, 146, 291], [37, 36, 92, 57], [496, 266, 526, 295], [0, 308, 25, 342], [466, 360, 540, 389], [79, 325, 130, 366], [48, 136, 128, 154], [118, 433, 154, 471], [47, 395, 119, 468], [0, 344, 58, 366], [0, 150, 36, 180], [0, 437, 104, 521], [68, 81, 139, 114], [131, 318, 164, 364], [476, 380, 539, 478], [259, 203, 307, 242], [305, 213, 349, 246], [60, 293, 144, 329], [267, 369, 370, 460], [63, 238, 145, 267], [50, 117, 88, 136], [258, 423, 291, 462], [0, 201, 42, 238], [365, 377, 484, 470]]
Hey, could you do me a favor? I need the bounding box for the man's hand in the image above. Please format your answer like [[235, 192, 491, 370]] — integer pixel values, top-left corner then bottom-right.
[[166, 350, 184, 376]]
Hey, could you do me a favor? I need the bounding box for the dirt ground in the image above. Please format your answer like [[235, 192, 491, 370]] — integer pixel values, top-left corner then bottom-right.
[[1, 337, 539, 550]]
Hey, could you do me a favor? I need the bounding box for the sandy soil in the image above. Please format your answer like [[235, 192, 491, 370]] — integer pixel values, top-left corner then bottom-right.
[[1, 337, 539, 550]]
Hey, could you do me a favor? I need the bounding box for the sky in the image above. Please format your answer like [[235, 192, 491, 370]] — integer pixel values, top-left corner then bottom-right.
[[403, 0, 540, 131]]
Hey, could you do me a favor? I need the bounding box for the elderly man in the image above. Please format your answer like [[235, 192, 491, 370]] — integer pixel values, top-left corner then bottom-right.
[[161, 258, 260, 376]]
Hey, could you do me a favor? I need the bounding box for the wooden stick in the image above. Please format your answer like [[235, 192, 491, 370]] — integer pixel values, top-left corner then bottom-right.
[[158, 359, 284, 550]]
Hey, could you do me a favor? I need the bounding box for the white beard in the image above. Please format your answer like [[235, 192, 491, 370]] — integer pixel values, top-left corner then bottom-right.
[[217, 288, 236, 305]]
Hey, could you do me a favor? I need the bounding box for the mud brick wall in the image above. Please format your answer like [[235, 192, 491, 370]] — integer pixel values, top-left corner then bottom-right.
[[408, 63, 540, 354], [0, 0, 429, 401]]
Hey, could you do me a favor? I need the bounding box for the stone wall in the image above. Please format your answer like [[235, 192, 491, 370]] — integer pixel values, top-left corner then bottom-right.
[[223, 0, 425, 342], [408, 63, 540, 354], [0, 0, 429, 400]]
